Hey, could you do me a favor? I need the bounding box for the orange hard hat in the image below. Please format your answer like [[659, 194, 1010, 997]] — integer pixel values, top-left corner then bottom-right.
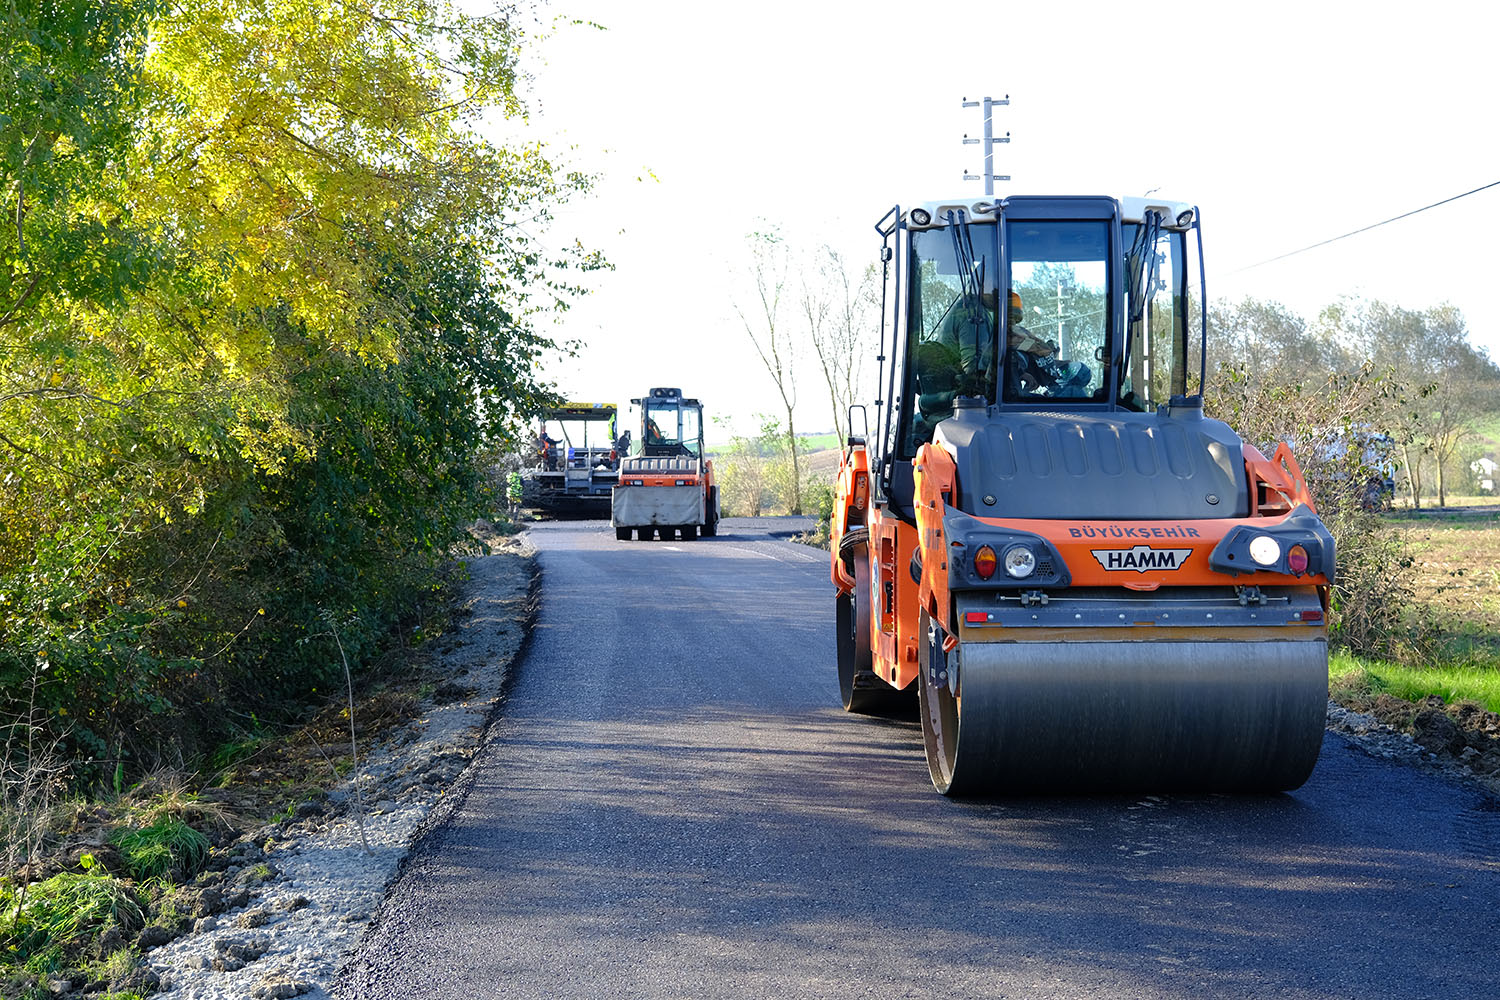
[[1008, 290, 1022, 310]]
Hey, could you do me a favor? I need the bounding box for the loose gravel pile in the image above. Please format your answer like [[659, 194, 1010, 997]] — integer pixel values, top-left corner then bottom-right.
[[1325, 701, 1428, 765], [141, 536, 534, 1000]]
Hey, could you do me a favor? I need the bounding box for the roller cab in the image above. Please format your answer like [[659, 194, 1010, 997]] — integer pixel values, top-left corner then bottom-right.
[[831, 196, 1334, 795], [612, 388, 720, 541]]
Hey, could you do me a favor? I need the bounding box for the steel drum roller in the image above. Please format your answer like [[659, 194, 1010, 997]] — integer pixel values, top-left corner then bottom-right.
[[920, 630, 1328, 795]]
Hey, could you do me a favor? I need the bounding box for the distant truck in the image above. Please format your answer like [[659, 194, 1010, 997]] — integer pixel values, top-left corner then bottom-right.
[[520, 402, 621, 518], [1294, 425, 1396, 511], [611, 388, 719, 540]]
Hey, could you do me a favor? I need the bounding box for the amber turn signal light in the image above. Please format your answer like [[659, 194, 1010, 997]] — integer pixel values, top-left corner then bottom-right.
[[1286, 544, 1309, 575], [974, 545, 998, 580]]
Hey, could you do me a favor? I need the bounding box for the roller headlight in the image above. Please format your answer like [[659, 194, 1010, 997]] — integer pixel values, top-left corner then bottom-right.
[[1003, 545, 1037, 579], [1248, 534, 1281, 567]]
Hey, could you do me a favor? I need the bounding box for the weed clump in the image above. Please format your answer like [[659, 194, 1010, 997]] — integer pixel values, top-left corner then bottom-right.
[[0, 871, 143, 964], [110, 818, 211, 882]]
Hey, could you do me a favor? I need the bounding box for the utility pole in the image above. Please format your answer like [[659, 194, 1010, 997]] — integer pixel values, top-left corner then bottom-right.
[[961, 95, 1010, 196]]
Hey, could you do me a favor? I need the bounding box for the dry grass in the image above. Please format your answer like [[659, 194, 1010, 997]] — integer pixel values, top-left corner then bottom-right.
[[1314, 510, 1500, 714], [1391, 510, 1500, 661], [1391, 495, 1500, 510], [117, 771, 234, 830], [802, 448, 844, 478]]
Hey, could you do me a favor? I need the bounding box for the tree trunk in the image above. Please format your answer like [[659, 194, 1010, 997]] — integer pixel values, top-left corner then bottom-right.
[[828, 382, 844, 449], [786, 405, 801, 514], [1401, 442, 1422, 509], [810, 331, 842, 448]]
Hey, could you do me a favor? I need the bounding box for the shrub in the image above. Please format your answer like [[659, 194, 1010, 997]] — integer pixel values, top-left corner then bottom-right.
[[0, 0, 582, 788], [1320, 505, 1426, 660], [1206, 360, 1423, 658]]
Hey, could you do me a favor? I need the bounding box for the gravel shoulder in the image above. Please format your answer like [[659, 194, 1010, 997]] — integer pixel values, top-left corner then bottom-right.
[[142, 532, 535, 1000]]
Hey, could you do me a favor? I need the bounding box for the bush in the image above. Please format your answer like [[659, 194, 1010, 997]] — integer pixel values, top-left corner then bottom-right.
[[803, 482, 836, 548], [1320, 506, 1426, 660], [0, 0, 583, 789], [713, 416, 813, 516], [809, 482, 835, 528], [1206, 360, 1423, 658], [0, 872, 143, 963]]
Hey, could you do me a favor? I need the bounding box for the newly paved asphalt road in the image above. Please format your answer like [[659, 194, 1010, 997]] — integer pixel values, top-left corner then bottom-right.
[[340, 519, 1500, 1000]]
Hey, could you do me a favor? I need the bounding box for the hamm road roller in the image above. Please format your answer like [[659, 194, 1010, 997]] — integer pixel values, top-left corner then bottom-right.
[[612, 387, 720, 540], [830, 196, 1334, 795]]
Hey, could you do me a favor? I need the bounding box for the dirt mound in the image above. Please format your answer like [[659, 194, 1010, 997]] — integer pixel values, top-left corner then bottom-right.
[[1331, 681, 1500, 789]]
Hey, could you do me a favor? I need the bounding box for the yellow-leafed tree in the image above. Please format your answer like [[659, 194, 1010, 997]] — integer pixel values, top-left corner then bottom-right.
[[0, 0, 597, 773]]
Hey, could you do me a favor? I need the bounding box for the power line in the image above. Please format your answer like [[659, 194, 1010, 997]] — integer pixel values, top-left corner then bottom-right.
[[1228, 179, 1500, 274]]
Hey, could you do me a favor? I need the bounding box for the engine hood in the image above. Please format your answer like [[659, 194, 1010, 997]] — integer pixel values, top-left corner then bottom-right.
[[935, 405, 1249, 520]]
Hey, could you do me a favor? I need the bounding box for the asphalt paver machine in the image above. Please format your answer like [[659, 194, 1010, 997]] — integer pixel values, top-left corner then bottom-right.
[[521, 402, 620, 518]]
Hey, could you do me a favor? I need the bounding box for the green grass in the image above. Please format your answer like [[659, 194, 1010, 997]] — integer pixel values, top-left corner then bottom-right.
[[796, 433, 841, 453], [0, 872, 143, 963], [1468, 411, 1500, 450], [1331, 651, 1500, 713], [704, 433, 842, 457], [109, 818, 210, 881], [207, 733, 265, 774]]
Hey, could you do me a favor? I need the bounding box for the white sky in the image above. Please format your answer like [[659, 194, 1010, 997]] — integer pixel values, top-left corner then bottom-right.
[[498, 0, 1500, 437]]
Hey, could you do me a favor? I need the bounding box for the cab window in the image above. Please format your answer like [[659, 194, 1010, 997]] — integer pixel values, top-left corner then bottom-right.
[[644, 402, 700, 456], [1119, 222, 1202, 411], [903, 224, 998, 453], [1003, 220, 1109, 403]]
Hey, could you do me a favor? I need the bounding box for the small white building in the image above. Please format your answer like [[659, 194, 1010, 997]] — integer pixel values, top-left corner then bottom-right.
[[1470, 456, 1497, 493]]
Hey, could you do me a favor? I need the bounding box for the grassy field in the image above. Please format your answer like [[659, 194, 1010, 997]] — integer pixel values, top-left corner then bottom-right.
[[1468, 412, 1500, 451], [1342, 507, 1500, 712], [797, 432, 842, 453], [704, 432, 842, 454], [1331, 651, 1500, 714]]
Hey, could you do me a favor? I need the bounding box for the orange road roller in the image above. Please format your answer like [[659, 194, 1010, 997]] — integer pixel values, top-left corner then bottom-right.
[[830, 196, 1332, 795]]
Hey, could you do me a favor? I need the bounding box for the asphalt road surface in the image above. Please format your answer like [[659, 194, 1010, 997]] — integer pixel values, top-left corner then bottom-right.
[[340, 518, 1500, 1000]]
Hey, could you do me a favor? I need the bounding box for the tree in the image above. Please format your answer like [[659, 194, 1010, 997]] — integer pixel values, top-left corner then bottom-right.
[[1202, 291, 1499, 654], [0, 0, 595, 772], [1410, 305, 1495, 507], [1333, 299, 1499, 507], [736, 227, 802, 514], [1211, 296, 1351, 380], [804, 246, 876, 447]]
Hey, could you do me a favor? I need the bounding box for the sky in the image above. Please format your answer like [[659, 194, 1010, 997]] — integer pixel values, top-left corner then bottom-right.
[[495, 0, 1500, 437]]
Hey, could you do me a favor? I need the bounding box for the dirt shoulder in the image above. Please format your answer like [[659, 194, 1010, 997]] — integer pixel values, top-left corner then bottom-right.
[[5, 528, 536, 1000], [1329, 681, 1500, 797]]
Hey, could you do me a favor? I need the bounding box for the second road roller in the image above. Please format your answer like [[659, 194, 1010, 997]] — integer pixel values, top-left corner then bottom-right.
[[829, 195, 1334, 795]]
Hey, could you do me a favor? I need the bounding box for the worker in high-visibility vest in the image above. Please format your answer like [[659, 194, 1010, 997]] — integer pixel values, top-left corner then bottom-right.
[[537, 427, 559, 470]]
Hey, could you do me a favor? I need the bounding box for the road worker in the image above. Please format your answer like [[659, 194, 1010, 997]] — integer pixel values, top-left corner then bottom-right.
[[1005, 290, 1092, 398]]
